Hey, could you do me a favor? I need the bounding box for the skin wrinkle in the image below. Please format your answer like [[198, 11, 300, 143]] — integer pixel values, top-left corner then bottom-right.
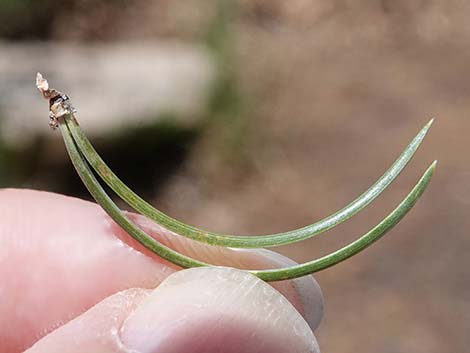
[[115, 290, 156, 353], [111, 290, 152, 353], [25, 288, 152, 353]]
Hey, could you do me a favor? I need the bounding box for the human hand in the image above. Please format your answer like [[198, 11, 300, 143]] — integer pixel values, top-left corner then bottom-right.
[[0, 189, 323, 353]]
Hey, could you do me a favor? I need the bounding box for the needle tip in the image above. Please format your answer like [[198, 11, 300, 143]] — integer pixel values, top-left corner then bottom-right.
[[426, 117, 435, 128], [426, 160, 438, 176]]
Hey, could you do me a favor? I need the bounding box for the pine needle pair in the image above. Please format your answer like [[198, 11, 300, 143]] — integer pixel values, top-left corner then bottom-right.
[[36, 73, 437, 281]]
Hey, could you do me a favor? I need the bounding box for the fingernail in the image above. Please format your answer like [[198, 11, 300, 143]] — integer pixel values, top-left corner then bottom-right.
[[249, 248, 324, 331]]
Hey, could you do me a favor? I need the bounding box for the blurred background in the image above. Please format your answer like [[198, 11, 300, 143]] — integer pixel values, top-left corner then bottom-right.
[[0, 0, 468, 352]]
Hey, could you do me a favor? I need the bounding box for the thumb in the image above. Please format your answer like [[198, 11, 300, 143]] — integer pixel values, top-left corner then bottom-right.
[[25, 267, 320, 353]]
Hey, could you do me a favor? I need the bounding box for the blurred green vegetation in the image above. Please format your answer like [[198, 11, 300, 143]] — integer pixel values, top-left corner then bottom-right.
[[202, 0, 250, 166]]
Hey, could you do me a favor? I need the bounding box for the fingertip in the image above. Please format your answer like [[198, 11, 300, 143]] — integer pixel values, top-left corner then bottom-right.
[[120, 267, 319, 353]]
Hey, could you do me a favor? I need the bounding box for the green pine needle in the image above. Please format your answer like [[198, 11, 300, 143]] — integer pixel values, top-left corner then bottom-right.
[[65, 113, 433, 248]]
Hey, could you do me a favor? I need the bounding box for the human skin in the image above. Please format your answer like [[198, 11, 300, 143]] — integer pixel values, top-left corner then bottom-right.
[[0, 189, 323, 352]]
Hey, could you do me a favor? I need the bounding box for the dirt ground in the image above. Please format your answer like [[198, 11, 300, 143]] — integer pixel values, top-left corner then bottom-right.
[[157, 2, 470, 352]]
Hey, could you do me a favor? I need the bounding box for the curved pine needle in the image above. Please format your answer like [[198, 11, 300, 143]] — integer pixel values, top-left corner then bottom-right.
[[60, 117, 436, 281], [254, 161, 437, 281], [64, 114, 433, 248]]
